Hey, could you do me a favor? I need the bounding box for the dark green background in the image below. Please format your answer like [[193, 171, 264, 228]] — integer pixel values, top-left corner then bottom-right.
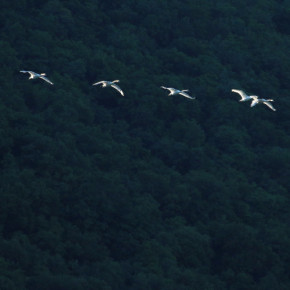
[[0, 0, 290, 289]]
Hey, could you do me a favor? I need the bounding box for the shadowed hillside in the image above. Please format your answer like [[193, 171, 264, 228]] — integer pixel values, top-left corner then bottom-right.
[[0, 1, 290, 289]]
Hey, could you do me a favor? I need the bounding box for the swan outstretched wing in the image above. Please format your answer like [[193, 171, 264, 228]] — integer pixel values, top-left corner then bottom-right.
[[40, 75, 54, 85], [231, 89, 249, 101], [111, 84, 124, 96], [161, 86, 172, 90], [263, 101, 276, 111], [20, 70, 36, 77], [161, 86, 177, 94], [92, 81, 105, 86], [250, 99, 258, 107], [179, 91, 195, 100]]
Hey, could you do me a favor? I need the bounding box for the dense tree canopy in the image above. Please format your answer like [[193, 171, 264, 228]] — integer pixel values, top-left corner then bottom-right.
[[0, 0, 290, 289]]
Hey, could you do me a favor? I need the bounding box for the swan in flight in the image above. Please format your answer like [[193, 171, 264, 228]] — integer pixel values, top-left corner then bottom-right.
[[92, 80, 124, 96], [250, 96, 276, 111], [161, 86, 195, 100], [20, 70, 54, 85], [231, 89, 254, 102]]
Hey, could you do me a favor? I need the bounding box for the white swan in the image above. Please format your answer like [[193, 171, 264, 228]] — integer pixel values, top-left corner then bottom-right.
[[161, 86, 195, 100], [92, 80, 124, 96], [250, 96, 276, 111], [231, 89, 254, 102], [20, 70, 54, 85]]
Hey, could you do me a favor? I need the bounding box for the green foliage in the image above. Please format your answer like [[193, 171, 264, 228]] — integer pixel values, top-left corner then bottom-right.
[[0, 0, 290, 289]]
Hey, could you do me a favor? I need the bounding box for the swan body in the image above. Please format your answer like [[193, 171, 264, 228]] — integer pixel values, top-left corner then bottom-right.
[[92, 80, 124, 96], [20, 70, 54, 85], [161, 86, 195, 100]]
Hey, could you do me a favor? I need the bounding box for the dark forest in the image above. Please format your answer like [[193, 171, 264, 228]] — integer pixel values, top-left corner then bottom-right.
[[1, 0, 290, 289]]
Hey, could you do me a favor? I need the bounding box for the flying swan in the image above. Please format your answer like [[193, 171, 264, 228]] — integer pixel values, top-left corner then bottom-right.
[[250, 96, 276, 111], [92, 80, 124, 96], [161, 86, 195, 100], [20, 70, 54, 85]]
